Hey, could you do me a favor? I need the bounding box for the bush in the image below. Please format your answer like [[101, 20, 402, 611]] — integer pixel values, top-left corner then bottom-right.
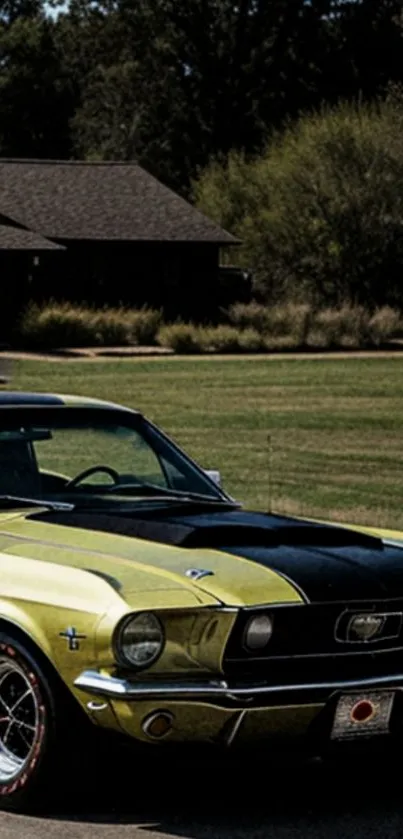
[[17, 302, 162, 349], [308, 305, 371, 348], [125, 307, 162, 345], [157, 323, 203, 353], [158, 323, 268, 353], [237, 328, 267, 352], [193, 94, 403, 308], [226, 301, 273, 332], [16, 301, 403, 354], [227, 301, 312, 344], [91, 309, 130, 346], [225, 302, 403, 350], [368, 306, 403, 346], [18, 302, 98, 349], [201, 325, 242, 352]]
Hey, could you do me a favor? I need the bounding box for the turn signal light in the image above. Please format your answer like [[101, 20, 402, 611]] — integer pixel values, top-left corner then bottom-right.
[[142, 710, 174, 739]]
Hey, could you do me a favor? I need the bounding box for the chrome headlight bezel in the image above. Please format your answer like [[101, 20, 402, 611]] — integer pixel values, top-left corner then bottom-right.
[[242, 613, 274, 652], [113, 611, 165, 670]]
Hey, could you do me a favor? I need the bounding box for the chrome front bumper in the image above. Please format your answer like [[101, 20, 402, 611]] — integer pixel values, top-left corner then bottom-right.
[[74, 669, 403, 704]]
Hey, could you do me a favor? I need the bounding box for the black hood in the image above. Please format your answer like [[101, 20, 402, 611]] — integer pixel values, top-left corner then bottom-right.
[[29, 506, 403, 604]]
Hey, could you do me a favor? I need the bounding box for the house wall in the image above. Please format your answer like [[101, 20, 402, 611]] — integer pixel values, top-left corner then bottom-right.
[[0, 252, 51, 343], [35, 240, 230, 322], [0, 240, 246, 342]]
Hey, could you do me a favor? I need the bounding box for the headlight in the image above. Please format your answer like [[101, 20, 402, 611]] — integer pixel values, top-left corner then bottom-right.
[[243, 614, 273, 651], [115, 612, 164, 668]]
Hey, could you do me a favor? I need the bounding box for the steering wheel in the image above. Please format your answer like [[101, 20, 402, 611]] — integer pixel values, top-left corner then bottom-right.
[[64, 465, 120, 489]]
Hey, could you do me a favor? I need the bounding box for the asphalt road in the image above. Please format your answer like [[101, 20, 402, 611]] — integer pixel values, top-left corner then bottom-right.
[[0, 752, 401, 839]]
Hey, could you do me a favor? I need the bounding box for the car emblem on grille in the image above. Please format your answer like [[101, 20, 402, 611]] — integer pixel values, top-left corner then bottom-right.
[[348, 614, 386, 642]]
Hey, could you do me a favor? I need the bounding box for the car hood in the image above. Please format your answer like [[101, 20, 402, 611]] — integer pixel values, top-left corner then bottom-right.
[[0, 508, 302, 608], [1, 506, 403, 605]]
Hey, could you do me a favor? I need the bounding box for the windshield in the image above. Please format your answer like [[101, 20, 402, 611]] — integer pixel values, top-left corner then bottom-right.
[[0, 406, 229, 507]]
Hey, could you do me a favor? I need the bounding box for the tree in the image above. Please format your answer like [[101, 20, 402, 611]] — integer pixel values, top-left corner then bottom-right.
[[193, 97, 403, 308], [0, 6, 75, 157], [323, 1, 403, 101], [0, 0, 42, 23], [0, 0, 401, 190], [70, 0, 333, 191]]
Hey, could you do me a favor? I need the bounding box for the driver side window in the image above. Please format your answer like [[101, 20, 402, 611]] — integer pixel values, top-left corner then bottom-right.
[[34, 425, 168, 488]]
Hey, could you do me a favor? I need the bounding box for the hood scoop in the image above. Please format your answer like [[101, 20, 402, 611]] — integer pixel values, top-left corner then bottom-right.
[[179, 522, 383, 550], [28, 510, 383, 551]]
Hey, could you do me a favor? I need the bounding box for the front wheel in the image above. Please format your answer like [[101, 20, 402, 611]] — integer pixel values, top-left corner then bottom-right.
[[0, 633, 87, 813]]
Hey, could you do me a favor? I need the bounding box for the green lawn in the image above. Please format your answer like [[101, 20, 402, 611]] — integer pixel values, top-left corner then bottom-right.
[[6, 354, 403, 529]]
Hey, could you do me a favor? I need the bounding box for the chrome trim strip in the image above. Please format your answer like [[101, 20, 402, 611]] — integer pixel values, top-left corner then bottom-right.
[[74, 669, 403, 702], [225, 710, 247, 746], [268, 570, 310, 604], [241, 601, 305, 611]]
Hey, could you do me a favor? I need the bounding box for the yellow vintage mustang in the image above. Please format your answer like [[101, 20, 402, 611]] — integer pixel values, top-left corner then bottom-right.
[[0, 390, 402, 811]]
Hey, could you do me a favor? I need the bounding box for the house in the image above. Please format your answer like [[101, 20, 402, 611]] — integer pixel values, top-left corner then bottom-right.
[[0, 159, 243, 337]]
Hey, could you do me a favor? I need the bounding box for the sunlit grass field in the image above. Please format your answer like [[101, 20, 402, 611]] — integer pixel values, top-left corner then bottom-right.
[[6, 354, 403, 529]]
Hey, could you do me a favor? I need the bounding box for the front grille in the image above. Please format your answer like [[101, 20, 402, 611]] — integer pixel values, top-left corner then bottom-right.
[[223, 601, 403, 685], [223, 648, 403, 684]]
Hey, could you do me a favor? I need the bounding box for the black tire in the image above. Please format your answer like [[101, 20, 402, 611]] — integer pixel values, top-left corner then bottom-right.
[[0, 631, 90, 814]]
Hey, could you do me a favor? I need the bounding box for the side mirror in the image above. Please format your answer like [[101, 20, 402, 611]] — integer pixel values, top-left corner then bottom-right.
[[204, 469, 222, 487]]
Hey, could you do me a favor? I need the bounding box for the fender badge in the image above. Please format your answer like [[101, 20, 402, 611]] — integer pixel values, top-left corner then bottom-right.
[[185, 568, 214, 581], [59, 626, 87, 651]]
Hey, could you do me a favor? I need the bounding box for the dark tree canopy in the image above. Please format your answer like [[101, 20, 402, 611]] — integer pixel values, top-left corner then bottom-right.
[[0, 0, 401, 191]]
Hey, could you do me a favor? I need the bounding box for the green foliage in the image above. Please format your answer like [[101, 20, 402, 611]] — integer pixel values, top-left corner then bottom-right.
[[70, 0, 403, 192], [227, 301, 312, 343], [123, 308, 163, 345], [194, 96, 403, 308], [237, 328, 267, 352], [157, 323, 204, 354], [18, 302, 96, 348], [226, 301, 403, 350], [17, 302, 162, 349], [0, 1, 401, 192], [70, 0, 333, 192], [369, 305, 403, 346], [157, 323, 254, 353], [201, 325, 243, 353], [0, 15, 74, 157], [307, 306, 371, 349], [15, 300, 403, 353]]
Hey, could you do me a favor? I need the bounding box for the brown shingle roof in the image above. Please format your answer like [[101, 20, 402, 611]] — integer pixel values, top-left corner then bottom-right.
[[0, 159, 238, 244], [0, 223, 64, 250]]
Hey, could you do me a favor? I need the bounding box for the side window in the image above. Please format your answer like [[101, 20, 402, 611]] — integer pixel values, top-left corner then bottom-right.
[[125, 434, 167, 486], [34, 425, 168, 487]]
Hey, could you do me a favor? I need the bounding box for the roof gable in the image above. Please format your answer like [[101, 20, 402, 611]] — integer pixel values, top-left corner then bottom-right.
[[0, 159, 238, 245], [0, 222, 64, 251]]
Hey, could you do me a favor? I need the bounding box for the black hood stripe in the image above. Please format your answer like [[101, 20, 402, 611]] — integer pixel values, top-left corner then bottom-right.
[[28, 508, 403, 604]]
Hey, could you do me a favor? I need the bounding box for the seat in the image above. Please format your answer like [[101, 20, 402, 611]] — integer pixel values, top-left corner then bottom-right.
[[0, 440, 41, 498]]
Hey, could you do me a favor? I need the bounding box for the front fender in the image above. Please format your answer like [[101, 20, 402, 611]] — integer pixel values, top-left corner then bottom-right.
[[0, 551, 127, 709]]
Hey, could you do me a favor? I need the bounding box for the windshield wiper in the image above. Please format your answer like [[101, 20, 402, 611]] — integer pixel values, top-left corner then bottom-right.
[[0, 495, 74, 512], [104, 482, 239, 506]]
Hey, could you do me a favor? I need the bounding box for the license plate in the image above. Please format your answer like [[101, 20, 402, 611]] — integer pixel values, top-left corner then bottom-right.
[[330, 691, 395, 741]]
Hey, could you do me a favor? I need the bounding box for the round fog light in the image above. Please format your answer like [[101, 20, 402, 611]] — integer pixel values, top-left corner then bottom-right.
[[143, 711, 174, 739], [243, 614, 273, 651]]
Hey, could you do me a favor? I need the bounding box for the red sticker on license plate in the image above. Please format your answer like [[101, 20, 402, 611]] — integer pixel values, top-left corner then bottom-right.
[[331, 691, 395, 741]]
